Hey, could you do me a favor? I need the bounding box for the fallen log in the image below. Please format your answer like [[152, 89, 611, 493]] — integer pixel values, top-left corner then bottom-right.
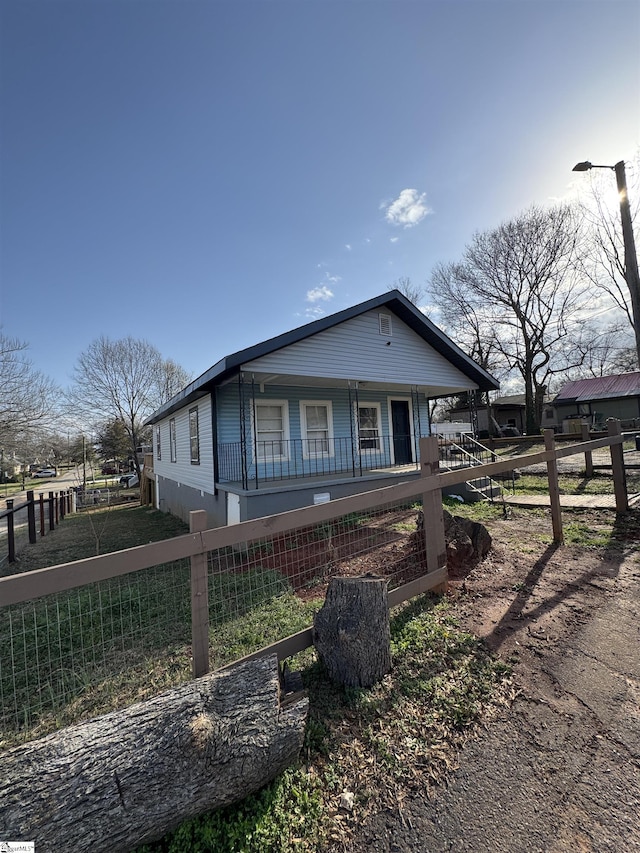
[[0, 655, 308, 853]]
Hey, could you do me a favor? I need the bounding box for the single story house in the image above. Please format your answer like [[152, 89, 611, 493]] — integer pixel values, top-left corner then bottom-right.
[[447, 393, 557, 436], [552, 372, 640, 431], [145, 290, 499, 526]]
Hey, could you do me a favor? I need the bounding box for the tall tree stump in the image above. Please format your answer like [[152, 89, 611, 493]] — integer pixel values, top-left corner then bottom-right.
[[313, 575, 391, 688], [0, 655, 308, 853]]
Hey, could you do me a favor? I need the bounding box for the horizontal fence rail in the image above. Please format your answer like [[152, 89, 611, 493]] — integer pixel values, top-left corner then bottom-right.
[[0, 425, 627, 745]]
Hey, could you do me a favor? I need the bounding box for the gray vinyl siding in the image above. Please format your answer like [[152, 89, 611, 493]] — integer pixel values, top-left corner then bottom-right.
[[242, 309, 476, 389], [154, 395, 215, 495]]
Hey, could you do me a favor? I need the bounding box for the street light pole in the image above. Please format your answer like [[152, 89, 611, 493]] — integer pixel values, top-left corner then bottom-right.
[[573, 159, 640, 368]]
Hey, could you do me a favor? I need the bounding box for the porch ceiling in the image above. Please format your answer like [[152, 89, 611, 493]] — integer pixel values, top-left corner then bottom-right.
[[236, 369, 475, 397]]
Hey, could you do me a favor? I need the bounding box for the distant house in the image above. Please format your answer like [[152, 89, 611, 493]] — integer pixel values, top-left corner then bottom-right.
[[145, 290, 499, 526], [446, 393, 556, 436], [552, 372, 640, 430]]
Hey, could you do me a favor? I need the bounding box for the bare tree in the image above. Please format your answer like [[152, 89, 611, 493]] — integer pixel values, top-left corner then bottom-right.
[[69, 337, 191, 476], [0, 333, 59, 455], [389, 276, 427, 307], [429, 204, 589, 434]]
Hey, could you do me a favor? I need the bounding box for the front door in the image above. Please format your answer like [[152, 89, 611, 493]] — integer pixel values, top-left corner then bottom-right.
[[391, 400, 413, 465]]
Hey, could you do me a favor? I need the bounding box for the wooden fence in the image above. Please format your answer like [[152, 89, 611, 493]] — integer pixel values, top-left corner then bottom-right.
[[0, 489, 74, 565], [0, 423, 628, 684]]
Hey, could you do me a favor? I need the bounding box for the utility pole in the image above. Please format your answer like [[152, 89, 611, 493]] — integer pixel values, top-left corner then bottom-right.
[[573, 159, 640, 368], [614, 160, 640, 368]]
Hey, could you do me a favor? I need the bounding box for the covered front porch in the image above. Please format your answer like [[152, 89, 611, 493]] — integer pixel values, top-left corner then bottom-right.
[[214, 367, 443, 491]]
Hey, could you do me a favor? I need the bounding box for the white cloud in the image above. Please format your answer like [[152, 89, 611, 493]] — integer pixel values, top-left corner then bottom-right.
[[305, 305, 326, 319], [390, 237, 399, 243], [385, 188, 432, 228], [307, 285, 334, 303], [345, 244, 352, 251]]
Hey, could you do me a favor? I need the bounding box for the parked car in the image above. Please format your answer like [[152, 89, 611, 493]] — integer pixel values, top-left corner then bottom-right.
[[33, 468, 57, 478], [119, 473, 139, 488], [101, 463, 123, 475]]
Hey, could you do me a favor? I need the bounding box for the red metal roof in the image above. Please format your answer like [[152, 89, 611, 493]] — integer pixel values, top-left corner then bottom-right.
[[555, 372, 640, 403]]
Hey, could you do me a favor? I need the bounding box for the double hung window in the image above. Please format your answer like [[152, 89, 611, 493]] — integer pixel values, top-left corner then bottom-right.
[[189, 407, 200, 464], [255, 402, 289, 461], [300, 402, 333, 457], [169, 418, 177, 463], [357, 403, 381, 452]]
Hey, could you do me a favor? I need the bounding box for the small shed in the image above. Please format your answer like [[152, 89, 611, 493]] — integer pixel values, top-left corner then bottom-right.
[[552, 372, 640, 429]]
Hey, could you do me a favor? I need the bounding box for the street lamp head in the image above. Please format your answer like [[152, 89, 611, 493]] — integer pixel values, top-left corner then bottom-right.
[[572, 161, 593, 172]]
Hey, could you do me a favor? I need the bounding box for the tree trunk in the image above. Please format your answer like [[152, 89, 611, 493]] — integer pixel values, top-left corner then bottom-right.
[[313, 575, 391, 688], [0, 655, 308, 853]]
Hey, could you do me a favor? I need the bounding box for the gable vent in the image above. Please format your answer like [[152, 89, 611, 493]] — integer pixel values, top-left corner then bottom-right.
[[379, 313, 393, 336]]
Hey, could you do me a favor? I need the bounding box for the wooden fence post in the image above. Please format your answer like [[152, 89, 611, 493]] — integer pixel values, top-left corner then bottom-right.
[[581, 423, 594, 477], [190, 510, 210, 678], [39, 493, 45, 537], [608, 419, 628, 512], [26, 490, 36, 544], [6, 499, 15, 563], [48, 491, 55, 530], [544, 429, 563, 544], [419, 437, 447, 588]]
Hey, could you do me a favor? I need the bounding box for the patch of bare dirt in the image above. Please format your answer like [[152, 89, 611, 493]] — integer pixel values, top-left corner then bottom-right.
[[342, 505, 640, 853]]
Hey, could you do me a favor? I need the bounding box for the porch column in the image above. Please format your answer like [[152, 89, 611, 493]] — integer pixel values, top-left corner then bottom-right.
[[239, 372, 248, 489], [348, 381, 356, 478]]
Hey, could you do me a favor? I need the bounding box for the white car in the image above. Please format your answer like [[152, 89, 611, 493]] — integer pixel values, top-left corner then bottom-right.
[[119, 473, 139, 488], [33, 468, 57, 478]]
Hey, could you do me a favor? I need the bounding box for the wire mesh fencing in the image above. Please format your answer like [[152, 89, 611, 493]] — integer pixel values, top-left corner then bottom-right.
[[0, 494, 431, 746], [205, 497, 426, 668], [0, 557, 192, 746]]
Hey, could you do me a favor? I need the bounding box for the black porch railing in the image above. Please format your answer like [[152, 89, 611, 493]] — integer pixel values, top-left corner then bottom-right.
[[217, 434, 427, 489], [437, 435, 512, 501]]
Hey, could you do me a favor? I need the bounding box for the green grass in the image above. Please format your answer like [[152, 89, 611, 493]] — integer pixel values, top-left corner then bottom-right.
[[136, 596, 512, 853], [509, 470, 640, 498], [0, 505, 322, 746], [562, 521, 613, 548], [443, 495, 505, 522], [5, 504, 191, 576]]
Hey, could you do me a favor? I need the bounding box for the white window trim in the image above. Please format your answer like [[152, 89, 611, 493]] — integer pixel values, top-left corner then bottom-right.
[[299, 400, 334, 459], [189, 406, 200, 465], [354, 401, 383, 454], [253, 399, 290, 462], [169, 418, 177, 463]]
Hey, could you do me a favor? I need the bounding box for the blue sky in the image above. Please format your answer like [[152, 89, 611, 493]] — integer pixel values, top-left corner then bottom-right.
[[1, 0, 639, 390]]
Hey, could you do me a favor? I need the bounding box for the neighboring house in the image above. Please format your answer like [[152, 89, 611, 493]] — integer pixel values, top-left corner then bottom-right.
[[552, 372, 640, 431], [446, 394, 557, 436], [145, 290, 499, 526]]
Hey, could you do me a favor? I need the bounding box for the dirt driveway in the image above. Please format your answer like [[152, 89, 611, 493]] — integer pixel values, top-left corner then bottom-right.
[[347, 506, 640, 852]]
